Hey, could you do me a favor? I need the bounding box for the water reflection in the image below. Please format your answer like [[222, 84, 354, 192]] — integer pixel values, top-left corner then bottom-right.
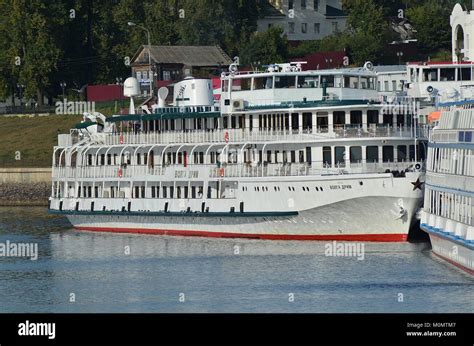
[[0, 207, 473, 313]]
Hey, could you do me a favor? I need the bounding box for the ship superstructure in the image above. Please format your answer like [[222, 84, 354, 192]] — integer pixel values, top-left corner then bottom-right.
[[49, 62, 428, 241]]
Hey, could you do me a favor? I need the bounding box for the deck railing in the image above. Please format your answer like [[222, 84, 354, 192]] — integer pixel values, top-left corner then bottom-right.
[[91, 126, 427, 147], [52, 160, 422, 180]]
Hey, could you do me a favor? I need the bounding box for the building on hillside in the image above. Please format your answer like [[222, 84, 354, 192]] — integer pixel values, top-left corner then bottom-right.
[[130, 45, 233, 96], [257, 0, 347, 41]]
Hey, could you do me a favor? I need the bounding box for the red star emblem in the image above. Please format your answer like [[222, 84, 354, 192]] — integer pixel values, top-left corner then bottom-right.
[[411, 178, 424, 191]]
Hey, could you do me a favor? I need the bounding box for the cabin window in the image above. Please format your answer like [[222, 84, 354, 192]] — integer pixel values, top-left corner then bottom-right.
[[136, 154, 141, 165], [291, 113, 299, 130], [302, 112, 312, 130], [350, 111, 362, 126], [223, 116, 229, 128], [350, 146, 362, 163], [231, 116, 237, 129], [397, 145, 407, 161], [100, 154, 105, 165], [333, 111, 345, 126], [440, 68, 455, 81], [367, 110, 378, 125], [267, 151, 272, 163], [335, 146, 345, 166], [409, 145, 416, 161], [88, 154, 93, 166], [422, 68, 438, 82], [323, 146, 332, 166], [299, 150, 305, 163], [383, 114, 393, 126], [366, 146, 378, 163], [396, 114, 405, 127], [253, 76, 273, 89], [383, 146, 394, 162], [291, 151, 296, 163], [275, 76, 296, 88], [163, 186, 168, 198], [297, 75, 319, 88]]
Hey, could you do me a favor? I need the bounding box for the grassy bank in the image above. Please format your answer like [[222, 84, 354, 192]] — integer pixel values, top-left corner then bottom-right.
[[0, 115, 82, 167], [0, 99, 135, 167]]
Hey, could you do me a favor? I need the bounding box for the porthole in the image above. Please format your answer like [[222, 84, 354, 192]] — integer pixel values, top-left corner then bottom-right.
[[315, 187, 319, 191]]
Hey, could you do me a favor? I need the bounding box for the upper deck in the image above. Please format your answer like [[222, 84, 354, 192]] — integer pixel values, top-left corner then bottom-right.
[[219, 63, 379, 113]]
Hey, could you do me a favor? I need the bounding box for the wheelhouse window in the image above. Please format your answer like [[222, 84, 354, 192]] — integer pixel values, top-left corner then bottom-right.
[[459, 67, 472, 81], [253, 76, 273, 89], [440, 68, 455, 81], [239, 78, 251, 90], [344, 76, 359, 89], [321, 75, 335, 87], [297, 75, 319, 88], [422, 68, 438, 82], [275, 76, 296, 88]]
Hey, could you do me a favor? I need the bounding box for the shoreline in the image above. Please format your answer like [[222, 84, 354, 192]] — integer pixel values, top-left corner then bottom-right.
[[0, 182, 50, 207]]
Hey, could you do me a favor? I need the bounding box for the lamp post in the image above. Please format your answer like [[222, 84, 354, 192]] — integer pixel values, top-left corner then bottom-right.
[[128, 21, 153, 97], [16, 84, 25, 107], [397, 51, 404, 65], [60, 82, 67, 102]]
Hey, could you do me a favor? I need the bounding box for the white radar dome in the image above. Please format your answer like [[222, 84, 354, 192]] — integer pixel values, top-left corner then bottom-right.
[[123, 77, 140, 97]]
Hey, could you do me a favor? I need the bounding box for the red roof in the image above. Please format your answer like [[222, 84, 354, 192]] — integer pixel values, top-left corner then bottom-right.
[[293, 51, 346, 70]]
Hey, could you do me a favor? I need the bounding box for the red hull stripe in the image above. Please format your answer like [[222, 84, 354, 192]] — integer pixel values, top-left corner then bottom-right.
[[432, 251, 474, 275], [74, 226, 407, 242]]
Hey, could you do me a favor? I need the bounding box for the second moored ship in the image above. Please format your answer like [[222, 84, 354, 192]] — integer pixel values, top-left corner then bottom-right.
[[49, 62, 428, 241]]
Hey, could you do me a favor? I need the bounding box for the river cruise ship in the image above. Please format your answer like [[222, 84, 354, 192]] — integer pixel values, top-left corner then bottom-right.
[[49, 62, 428, 241], [420, 99, 474, 273]]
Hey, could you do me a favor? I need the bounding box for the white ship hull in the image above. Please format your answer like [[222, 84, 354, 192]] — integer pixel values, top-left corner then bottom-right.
[[51, 172, 423, 242], [422, 228, 474, 275]]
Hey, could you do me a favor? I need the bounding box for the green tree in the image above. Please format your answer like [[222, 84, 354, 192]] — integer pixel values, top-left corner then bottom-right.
[[240, 26, 289, 66]]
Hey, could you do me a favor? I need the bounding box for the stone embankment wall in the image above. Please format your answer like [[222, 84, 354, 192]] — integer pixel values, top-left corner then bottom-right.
[[0, 168, 51, 206]]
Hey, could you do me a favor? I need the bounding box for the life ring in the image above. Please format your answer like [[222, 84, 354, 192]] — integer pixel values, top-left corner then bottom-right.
[[224, 131, 229, 143], [219, 168, 225, 177], [118, 168, 123, 177], [120, 134, 124, 144]]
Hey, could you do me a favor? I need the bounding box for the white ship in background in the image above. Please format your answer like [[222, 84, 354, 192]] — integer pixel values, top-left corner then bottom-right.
[[418, 3, 474, 274], [420, 100, 474, 274], [48, 58, 428, 242]]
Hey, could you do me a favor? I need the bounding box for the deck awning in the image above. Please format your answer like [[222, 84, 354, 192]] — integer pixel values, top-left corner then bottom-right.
[[106, 112, 221, 122], [428, 111, 441, 123], [75, 121, 98, 129], [142, 112, 221, 121], [105, 114, 141, 122]]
